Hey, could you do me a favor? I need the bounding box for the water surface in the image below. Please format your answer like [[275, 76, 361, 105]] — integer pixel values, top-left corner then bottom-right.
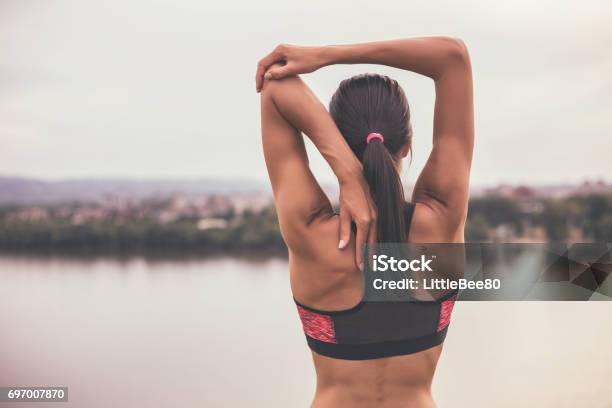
[[0, 255, 610, 407]]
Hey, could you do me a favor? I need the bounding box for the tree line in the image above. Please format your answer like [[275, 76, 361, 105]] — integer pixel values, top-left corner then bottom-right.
[[1, 194, 611, 254]]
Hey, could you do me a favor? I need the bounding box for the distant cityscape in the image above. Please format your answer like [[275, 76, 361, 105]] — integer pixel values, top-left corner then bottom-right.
[[4, 194, 271, 228], [468, 180, 612, 242], [1, 176, 611, 253]]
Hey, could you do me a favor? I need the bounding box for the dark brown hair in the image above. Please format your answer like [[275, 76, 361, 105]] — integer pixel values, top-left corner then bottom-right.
[[329, 73, 412, 243]]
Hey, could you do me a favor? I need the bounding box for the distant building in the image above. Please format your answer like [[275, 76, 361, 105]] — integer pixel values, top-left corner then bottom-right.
[[573, 179, 611, 196], [490, 224, 515, 242], [157, 210, 179, 224], [7, 207, 49, 222], [514, 226, 547, 243], [230, 193, 271, 214], [197, 218, 228, 230], [473, 180, 612, 200], [72, 207, 106, 224]]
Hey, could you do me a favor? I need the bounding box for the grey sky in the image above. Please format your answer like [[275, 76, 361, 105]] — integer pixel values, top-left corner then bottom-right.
[[1, 0, 611, 187]]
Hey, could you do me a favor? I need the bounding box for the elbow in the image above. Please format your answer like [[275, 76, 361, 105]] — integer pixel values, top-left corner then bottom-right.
[[444, 37, 470, 65], [430, 37, 470, 80], [260, 74, 279, 98], [260, 73, 301, 101], [260, 62, 300, 96]]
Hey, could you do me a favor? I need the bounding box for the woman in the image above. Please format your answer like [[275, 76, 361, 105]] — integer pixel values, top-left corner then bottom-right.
[[256, 37, 473, 407]]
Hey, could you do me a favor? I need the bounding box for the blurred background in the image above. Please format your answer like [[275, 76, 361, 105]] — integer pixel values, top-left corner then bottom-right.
[[1, 0, 611, 407]]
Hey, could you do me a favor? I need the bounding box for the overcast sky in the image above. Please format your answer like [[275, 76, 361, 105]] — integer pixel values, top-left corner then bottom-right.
[[1, 0, 610, 187]]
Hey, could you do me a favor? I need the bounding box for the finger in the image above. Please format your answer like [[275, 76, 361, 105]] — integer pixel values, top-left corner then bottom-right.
[[366, 209, 378, 264], [264, 63, 293, 80], [355, 218, 371, 271], [255, 62, 266, 92], [256, 49, 283, 92], [367, 209, 377, 247], [338, 209, 351, 249]]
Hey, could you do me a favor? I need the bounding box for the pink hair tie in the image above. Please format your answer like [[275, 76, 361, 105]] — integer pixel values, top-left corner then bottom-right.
[[366, 132, 384, 144]]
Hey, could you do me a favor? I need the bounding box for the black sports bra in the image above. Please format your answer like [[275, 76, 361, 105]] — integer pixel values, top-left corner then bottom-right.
[[294, 203, 457, 360]]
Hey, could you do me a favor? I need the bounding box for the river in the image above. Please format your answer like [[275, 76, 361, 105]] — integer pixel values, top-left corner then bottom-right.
[[0, 255, 610, 407]]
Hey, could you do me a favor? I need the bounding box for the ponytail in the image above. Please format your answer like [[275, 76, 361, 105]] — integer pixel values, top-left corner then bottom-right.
[[329, 73, 412, 243], [362, 138, 406, 243]]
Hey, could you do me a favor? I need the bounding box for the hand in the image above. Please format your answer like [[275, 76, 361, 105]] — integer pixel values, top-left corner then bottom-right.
[[338, 176, 378, 271], [256, 44, 327, 92]]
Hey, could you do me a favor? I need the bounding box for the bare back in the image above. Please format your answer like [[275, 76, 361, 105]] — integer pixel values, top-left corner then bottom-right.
[[289, 204, 461, 407]]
